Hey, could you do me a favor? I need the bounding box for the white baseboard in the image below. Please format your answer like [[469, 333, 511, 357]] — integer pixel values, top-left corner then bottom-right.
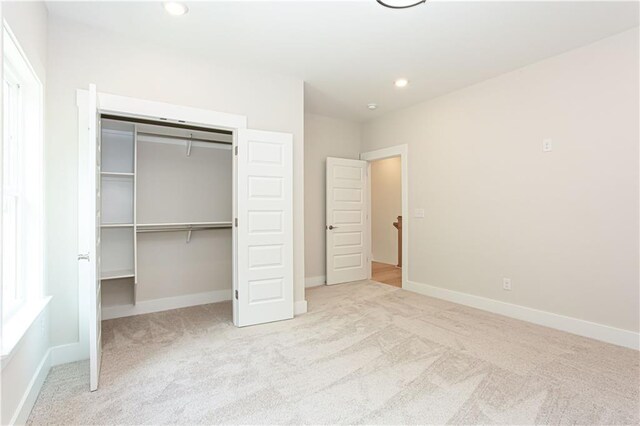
[[50, 342, 87, 366], [305, 276, 325, 288], [405, 280, 639, 350], [102, 289, 232, 320], [10, 348, 51, 426], [294, 300, 308, 315]]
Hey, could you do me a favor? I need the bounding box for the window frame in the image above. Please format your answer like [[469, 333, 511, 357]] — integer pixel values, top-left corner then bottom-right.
[[2, 66, 26, 321], [1, 20, 47, 360]]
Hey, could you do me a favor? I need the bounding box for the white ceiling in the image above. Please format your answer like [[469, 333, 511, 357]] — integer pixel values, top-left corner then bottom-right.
[[46, 1, 639, 121]]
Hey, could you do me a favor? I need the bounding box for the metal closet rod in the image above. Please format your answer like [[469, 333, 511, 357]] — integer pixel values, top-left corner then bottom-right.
[[135, 223, 232, 243], [136, 226, 231, 233], [101, 113, 233, 135], [137, 221, 232, 227], [137, 221, 232, 230], [136, 131, 232, 145]]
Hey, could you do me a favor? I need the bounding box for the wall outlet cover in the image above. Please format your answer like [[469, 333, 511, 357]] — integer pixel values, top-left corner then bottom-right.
[[503, 278, 512, 291]]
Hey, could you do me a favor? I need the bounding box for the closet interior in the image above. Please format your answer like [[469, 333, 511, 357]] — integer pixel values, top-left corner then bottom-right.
[[99, 116, 233, 315]]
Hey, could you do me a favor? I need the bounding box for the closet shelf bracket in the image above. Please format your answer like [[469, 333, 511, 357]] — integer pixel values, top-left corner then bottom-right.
[[186, 229, 193, 243], [186, 134, 193, 157]]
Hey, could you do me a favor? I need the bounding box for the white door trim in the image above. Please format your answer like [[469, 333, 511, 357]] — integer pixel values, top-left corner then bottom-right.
[[97, 91, 247, 130], [360, 145, 409, 289], [76, 89, 250, 380]]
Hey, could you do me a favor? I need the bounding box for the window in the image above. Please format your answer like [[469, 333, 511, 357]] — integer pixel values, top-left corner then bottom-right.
[[3, 60, 24, 320], [1, 23, 45, 345]]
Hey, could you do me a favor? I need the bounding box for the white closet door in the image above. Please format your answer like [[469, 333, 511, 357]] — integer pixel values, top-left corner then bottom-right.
[[234, 129, 293, 327], [78, 84, 102, 391], [325, 157, 368, 285]]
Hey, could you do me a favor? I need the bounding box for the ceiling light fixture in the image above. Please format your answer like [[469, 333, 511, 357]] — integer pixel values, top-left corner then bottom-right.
[[394, 78, 409, 88], [367, 103, 378, 110], [163, 2, 189, 16], [376, 0, 427, 9]]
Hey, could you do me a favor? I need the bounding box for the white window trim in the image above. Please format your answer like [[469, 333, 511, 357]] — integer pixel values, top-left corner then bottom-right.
[[1, 21, 47, 361]]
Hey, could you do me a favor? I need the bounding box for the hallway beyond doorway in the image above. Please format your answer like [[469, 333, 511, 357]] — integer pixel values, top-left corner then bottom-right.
[[371, 261, 401, 288]]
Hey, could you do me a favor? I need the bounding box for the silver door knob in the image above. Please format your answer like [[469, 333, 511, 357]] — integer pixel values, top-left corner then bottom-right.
[[327, 225, 338, 230], [78, 252, 90, 261]]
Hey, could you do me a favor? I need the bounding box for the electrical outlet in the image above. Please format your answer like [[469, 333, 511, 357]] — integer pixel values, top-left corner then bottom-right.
[[542, 138, 552, 152], [414, 208, 425, 218], [503, 278, 512, 291]]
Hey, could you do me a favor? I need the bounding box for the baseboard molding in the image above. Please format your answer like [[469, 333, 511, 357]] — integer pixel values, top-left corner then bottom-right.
[[405, 280, 639, 350], [50, 342, 87, 366], [305, 276, 325, 288], [294, 300, 308, 315], [10, 348, 51, 426], [102, 289, 232, 320]]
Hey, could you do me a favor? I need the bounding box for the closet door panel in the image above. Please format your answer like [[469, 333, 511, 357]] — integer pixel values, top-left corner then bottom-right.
[[236, 129, 294, 327]]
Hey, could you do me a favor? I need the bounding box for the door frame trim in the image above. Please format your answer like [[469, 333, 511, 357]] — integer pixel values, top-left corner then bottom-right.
[[360, 145, 409, 289], [76, 89, 249, 363]]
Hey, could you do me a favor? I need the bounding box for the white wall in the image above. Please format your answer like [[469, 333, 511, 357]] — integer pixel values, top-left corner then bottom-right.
[[304, 113, 361, 284], [46, 16, 305, 349], [371, 157, 401, 265], [1, 2, 50, 424], [362, 28, 639, 335]]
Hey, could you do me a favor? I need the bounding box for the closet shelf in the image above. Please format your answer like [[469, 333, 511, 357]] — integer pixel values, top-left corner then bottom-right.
[[101, 223, 134, 228], [136, 221, 232, 233], [101, 269, 135, 281], [101, 172, 134, 177]]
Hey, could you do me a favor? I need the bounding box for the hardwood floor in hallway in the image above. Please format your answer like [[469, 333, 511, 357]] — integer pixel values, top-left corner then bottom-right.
[[371, 261, 402, 287]]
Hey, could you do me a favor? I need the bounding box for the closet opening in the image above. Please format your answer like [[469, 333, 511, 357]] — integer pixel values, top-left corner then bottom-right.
[[98, 116, 234, 321], [80, 86, 295, 391]]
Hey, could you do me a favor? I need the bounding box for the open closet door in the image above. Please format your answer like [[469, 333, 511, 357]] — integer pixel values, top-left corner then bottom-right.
[[234, 129, 294, 327], [78, 84, 102, 391], [326, 157, 368, 285]]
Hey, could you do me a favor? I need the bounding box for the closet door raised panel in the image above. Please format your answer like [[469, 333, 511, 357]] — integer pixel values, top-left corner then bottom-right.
[[236, 129, 293, 326]]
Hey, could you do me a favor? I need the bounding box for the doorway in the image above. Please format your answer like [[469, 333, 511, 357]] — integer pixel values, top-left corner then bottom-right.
[[325, 145, 408, 288], [370, 157, 402, 287]]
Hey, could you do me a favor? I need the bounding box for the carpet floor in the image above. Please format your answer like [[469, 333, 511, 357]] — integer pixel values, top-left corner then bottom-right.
[[28, 280, 639, 425]]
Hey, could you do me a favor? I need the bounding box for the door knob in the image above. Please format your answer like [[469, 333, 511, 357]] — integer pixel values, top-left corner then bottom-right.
[[327, 225, 338, 230]]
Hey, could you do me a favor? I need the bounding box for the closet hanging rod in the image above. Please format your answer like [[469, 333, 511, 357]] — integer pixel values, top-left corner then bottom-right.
[[136, 131, 232, 145], [136, 226, 231, 233], [137, 221, 232, 228], [101, 114, 233, 135]]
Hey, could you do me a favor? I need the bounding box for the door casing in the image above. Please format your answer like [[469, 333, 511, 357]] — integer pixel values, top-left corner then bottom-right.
[[360, 145, 409, 289]]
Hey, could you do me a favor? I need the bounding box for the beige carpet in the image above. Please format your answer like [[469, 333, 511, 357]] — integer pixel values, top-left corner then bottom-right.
[[28, 280, 639, 425]]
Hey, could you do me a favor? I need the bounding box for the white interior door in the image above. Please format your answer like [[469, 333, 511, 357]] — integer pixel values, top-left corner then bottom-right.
[[234, 129, 294, 327], [326, 157, 368, 285], [78, 84, 101, 391]]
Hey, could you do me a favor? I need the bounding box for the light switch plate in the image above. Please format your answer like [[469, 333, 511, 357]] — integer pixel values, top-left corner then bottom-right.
[[542, 138, 553, 152], [414, 208, 425, 218]]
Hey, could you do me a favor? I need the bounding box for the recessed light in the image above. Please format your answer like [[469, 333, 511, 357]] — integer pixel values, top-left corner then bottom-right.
[[367, 103, 378, 110], [394, 78, 409, 88], [164, 2, 189, 16]]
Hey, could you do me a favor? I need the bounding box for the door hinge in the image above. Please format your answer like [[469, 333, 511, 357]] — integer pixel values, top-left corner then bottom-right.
[[235, 290, 238, 300], [235, 218, 238, 227], [77, 252, 90, 261], [235, 146, 238, 155]]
